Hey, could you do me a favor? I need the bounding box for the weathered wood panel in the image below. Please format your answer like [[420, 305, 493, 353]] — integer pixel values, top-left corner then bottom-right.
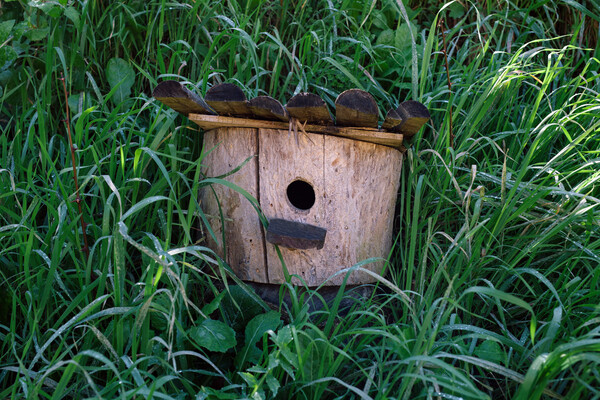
[[200, 128, 266, 281], [322, 135, 403, 285], [257, 128, 402, 286], [258, 128, 327, 285], [200, 126, 403, 286]]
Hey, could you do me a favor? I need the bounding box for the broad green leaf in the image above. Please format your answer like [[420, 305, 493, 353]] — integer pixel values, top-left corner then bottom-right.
[[106, 57, 135, 104], [0, 20, 15, 42], [13, 21, 28, 40], [274, 325, 293, 347], [26, 26, 50, 41], [266, 374, 280, 396], [474, 340, 505, 364], [189, 318, 237, 353], [371, 9, 391, 30], [197, 387, 241, 400], [245, 311, 281, 346], [64, 6, 81, 26], [221, 285, 265, 331], [28, 0, 62, 17], [376, 29, 395, 47], [0, 47, 17, 70], [448, 2, 466, 19], [237, 311, 281, 366], [201, 290, 226, 316], [395, 22, 418, 52]]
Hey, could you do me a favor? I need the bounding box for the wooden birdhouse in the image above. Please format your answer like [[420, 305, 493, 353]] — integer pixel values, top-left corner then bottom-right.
[[153, 81, 429, 287]]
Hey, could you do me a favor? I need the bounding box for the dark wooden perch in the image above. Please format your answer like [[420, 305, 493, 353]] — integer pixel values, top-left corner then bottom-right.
[[266, 218, 327, 250]]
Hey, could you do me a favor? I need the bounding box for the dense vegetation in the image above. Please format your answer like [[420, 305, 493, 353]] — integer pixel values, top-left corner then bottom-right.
[[1, 0, 599, 398]]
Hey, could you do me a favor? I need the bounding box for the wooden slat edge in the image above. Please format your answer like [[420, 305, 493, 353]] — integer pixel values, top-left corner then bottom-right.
[[189, 114, 404, 150]]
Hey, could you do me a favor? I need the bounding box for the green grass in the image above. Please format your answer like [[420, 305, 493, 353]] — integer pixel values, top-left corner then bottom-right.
[[1, 0, 599, 398]]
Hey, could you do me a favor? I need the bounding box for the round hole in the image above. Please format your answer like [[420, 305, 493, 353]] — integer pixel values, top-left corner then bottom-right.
[[286, 180, 315, 210]]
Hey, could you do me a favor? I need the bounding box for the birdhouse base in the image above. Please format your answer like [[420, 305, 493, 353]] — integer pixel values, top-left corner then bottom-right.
[[246, 281, 375, 315]]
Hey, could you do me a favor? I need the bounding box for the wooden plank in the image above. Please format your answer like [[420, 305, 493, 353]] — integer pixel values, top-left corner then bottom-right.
[[266, 218, 327, 250], [189, 114, 404, 150], [248, 96, 289, 121], [152, 80, 216, 116], [258, 128, 327, 285], [286, 92, 333, 124], [383, 100, 430, 135], [322, 135, 403, 285], [205, 83, 253, 117], [334, 89, 379, 128], [199, 128, 267, 282]]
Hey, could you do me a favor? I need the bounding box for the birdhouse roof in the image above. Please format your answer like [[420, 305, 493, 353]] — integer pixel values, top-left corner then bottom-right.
[[153, 81, 430, 150]]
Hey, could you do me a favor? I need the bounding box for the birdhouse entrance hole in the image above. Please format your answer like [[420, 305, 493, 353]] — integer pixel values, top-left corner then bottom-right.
[[286, 180, 315, 210]]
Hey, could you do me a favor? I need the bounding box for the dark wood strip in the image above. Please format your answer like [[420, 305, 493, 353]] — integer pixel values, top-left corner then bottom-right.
[[188, 114, 405, 150]]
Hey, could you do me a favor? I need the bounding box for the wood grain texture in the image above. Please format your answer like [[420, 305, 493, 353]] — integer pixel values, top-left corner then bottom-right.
[[199, 126, 403, 286], [322, 135, 402, 285], [205, 83, 253, 117], [335, 89, 379, 128], [153, 80, 216, 116], [258, 128, 327, 285], [248, 96, 289, 121], [286, 92, 333, 124], [189, 114, 404, 149], [199, 128, 267, 281], [258, 128, 402, 286]]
